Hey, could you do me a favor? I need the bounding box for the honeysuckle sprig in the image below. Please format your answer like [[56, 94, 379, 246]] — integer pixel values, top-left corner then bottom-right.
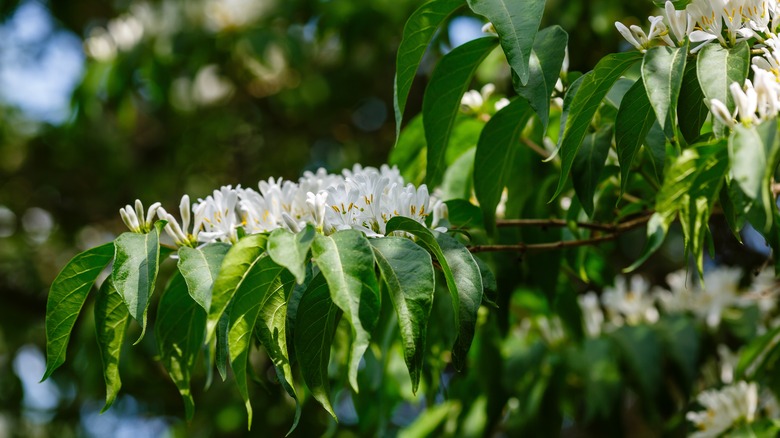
[[119, 199, 161, 234]]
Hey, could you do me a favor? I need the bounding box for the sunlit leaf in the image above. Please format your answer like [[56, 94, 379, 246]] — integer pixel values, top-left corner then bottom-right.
[[641, 41, 687, 138], [177, 243, 231, 311], [312, 230, 381, 392], [43, 242, 114, 381], [112, 221, 165, 344], [268, 225, 315, 284]]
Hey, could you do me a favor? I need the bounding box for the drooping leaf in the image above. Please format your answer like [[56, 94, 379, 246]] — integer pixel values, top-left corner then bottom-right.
[[370, 237, 435, 393], [641, 42, 688, 138], [553, 51, 643, 200], [94, 277, 131, 412], [728, 119, 780, 232], [697, 41, 750, 135], [677, 58, 710, 144], [513, 25, 568, 129], [294, 274, 341, 419], [43, 242, 114, 381], [615, 79, 655, 194], [394, 0, 465, 139], [156, 272, 205, 421], [311, 230, 381, 392], [385, 217, 483, 370], [474, 98, 533, 231], [424, 37, 499, 188], [177, 243, 231, 312], [228, 254, 299, 431], [268, 225, 315, 284], [571, 124, 613, 216], [111, 221, 165, 344], [206, 234, 268, 342], [736, 324, 780, 379], [467, 0, 546, 86]]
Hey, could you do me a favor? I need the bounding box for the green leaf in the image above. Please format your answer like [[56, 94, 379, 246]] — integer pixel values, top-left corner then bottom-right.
[[112, 221, 165, 344], [294, 274, 341, 419], [370, 237, 435, 394], [228, 254, 299, 431], [312, 230, 381, 392], [610, 325, 662, 400], [474, 98, 533, 231], [434, 232, 483, 369], [697, 42, 750, 129], [467, 0, 546, 86], [553, 51, 643, 200], [391, 114, 427, 185], [729, 119, 780, 233], [394, 0, 465, 139], [177, 243, 231, 312], [156, 272, 205, 421], [206, 234, 268, 343], [677, 58, 710, 144], [615, 79, 655, 194], [43, 242, 114, 381], [513, 25, 568, 129], [94, 278, 130, 412], [441, 147, 476, 201], [571, 124, 613, 216], [641, 42, 688, 138], [424, 37, 499, 188], [268, 225, 315, 284], [736, 324, 780, 379]]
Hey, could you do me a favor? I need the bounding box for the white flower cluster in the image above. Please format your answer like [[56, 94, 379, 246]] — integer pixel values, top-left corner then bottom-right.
[[118, 164, 448, 247], [616, 0, 780, 54], [460, 84, 510, 116], [687, 381, 758, 437], [575, 267, 777, 338]]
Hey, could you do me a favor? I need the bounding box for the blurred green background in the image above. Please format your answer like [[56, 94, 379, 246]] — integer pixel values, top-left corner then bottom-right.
[[0, 0, 662, 436]]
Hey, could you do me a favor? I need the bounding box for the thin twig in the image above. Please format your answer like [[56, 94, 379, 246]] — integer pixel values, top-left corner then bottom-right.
[[522, 138, 550, 160], [470, 213, 651, 254], [496, 218, 615, 232]]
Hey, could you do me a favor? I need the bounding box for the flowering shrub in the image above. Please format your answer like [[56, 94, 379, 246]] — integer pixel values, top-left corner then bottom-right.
[[41, 0, 780, 435]]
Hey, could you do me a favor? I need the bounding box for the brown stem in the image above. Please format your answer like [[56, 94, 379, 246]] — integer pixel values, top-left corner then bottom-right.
[[522, 138, 550, 160], [471, 213, 651, 254]]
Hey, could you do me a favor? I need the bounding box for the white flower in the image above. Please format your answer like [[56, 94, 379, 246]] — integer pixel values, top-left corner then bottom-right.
[[481, 22, 497, 35], [717, 344, 740, 384], [196, 186, 240, 244], [698, 267, 744, 328], [536, 315, 566, 346], [664, 1, 695, 45], [460, 83, 496, 114], [119, 199, 161, 234], [601, 275, 659, 327], [687, 381, 758, 438], [306, 191, 328, 232], [156, 195, 204, 247], [708, 98, 737, 128]]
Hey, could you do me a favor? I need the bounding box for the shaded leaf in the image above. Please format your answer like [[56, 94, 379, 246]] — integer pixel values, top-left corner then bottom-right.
[[156, 272, 205, 420], [177, 243, 231, 312], [571, 124, 613, 216], [43, 242, 114, 381], [424, 37, 499, 188], [370, 237, 435, 393], [677, 58, 709, 144], [268, 225, 315, 284], [615, 79, 655, 194], [94, 277, 130, 412]]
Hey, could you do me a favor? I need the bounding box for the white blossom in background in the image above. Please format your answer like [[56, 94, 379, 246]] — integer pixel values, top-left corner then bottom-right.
[[601, 275, 659, 327], [121, 165, 447, 245], [686, 381, 758, 438], [536, 315, 566, 346], [577, 292, 604, 338], [717, 344, 740, 384], [461, 83, 496, 114]]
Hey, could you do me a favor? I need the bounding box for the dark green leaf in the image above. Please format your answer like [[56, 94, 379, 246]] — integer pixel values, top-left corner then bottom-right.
[[177, 243, 231, 312], [441, 147, 476, 201], [641, 42, 688, 138], [294, 274, 341, 419], [370, 237, 435, 393], [391, 114, 427, 185], [112, 221, 165, 344], [553, 51, 643, 200], [467, 0, 546, 85], [394, 0, 465, 139], [312, 230, 381, 392], [94, 277, 130, 412], [43, 242, 114, 381], [444, 199, 484, 229], [615, 79, 655, 194], [228, 254, 298, 430], [268, 225, 315, 284], [571, 124, 613, 216], [514, 25, 568, 129], [424, 37, 499, 188], [677, 58, 710, 144], [206, 234, 268, 342], [156, 272, 205, 420], [610, 325, 661, 400], [474, 97, 533, 232], [736, 324, 780, 379]]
